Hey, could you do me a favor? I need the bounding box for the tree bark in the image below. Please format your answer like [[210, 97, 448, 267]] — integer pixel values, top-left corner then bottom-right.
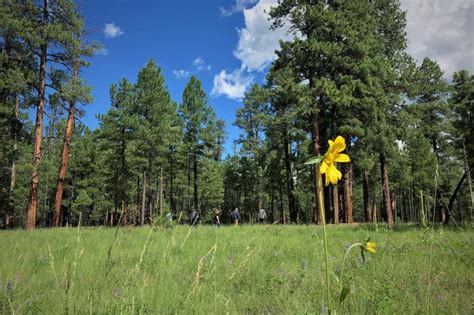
[[169, 148, 175, 213], [446, 171, 467, 224], [311, 114, 322, 224], [159, 166, 163, 216], [372, 202, 377, 223], [362, 170, 370, 222], [283, 130, 298, 223], [193, 150, 199, 212], [187, 150, 191, 213], [26, 0, 48, 230], [437, 190, 447, 224], [140, 171, 146, 225], [52, 65, 78, 227], [380, 152, 393, 224], [279, 174, 285, 224], [391, 192, 397, 223], [343, 162, 353, 223], [6, 98, 19, 228], [332, 184, 339, 224]]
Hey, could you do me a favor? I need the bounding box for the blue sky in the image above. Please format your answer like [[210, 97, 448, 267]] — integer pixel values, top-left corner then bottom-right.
[[79, 0, 276, 156], [77, 0, 473, 156]]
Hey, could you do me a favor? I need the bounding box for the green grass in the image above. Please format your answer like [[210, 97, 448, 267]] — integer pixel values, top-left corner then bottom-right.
[[1, 224, 473, 314]]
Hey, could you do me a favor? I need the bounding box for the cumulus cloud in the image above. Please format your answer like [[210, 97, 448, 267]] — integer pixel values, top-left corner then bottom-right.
[[212, 68, 253, 100], [213, 0, 294, 99], [400, 0, 474, 76], [234, 0, 294, 72], [104, 23, 124, 38], [193, 57, 211, 71], [220, 0, 258, 17], [173, 69, 190, 79]]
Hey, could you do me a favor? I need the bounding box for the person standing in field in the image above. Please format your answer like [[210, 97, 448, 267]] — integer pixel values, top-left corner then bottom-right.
[[231, 208, 240, 226], [212, 209, 221, 227], [258, 208, 266, 224], [189, 209, 199, 227]]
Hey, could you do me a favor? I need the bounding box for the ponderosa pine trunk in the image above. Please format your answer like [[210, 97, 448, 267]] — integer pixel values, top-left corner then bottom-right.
[[332, 185, 339, 224], [193, 150, 199, 212], [380, 152, 393, 224], [311, 114, 322, 224], [279, 174, 285, 224], [343, 162, 353, 223], [391, 192, 397, 223], [362, 170, 370, 222], [159, 166, 163, 216], [187, 150, 191, 212], [141, 171, 146, 225], [52, 66, 78, 227], [283, 130, 298, 223], [6, 98, 19, 228], [446, 171, 467, 224], [26, 0, 48, 230], [169, 148, 175, 213]]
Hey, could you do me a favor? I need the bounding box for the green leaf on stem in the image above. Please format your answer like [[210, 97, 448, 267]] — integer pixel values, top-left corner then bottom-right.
[[304, 156, 323, 165]]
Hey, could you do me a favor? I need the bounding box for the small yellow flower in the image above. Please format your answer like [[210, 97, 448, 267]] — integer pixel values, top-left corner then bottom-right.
[[320, 136, 351, 186], [365, 241, 376, 254]]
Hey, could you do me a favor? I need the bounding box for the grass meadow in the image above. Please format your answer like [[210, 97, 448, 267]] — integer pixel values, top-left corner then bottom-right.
[[1, 223, 473, 314]]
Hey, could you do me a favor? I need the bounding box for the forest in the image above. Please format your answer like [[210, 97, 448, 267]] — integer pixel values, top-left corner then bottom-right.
[[1, 0, 473, 230]]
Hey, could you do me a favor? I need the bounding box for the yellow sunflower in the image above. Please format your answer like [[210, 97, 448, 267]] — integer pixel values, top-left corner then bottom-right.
[[320, 136, 351, 186], [365, 241, 376, 254]]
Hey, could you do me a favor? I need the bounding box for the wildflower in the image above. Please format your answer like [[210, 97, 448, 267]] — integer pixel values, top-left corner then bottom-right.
[[320, 136, 350, 186], [364, 241, 376, 254]]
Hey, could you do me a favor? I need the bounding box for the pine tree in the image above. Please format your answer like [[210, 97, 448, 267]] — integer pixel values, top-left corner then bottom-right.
[[8, 0, 88, 229], [235, 84, 269, 218], [52, 27, 96, 226], [266, 67, 305, 223], [179, 76, 218, 217], [270, 0, 407, 224], [0, 1, 36, 227], [97, 79, 137, 224], [132, 59, 180, 223]]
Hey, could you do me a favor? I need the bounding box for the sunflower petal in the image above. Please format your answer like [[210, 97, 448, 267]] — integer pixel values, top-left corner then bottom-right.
[[328, 164, 342, 185], [366, 242, 376, 254], [324, 173, 330, 186], [320, 161, 329, 174], [332, 136, 346, 153], [335, 153, 350, 163], [328, 139, 334, 150]]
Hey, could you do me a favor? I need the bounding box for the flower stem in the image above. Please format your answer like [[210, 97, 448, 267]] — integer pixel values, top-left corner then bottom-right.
[[316, 170, 331, 313], [339, 243, 362, 295]]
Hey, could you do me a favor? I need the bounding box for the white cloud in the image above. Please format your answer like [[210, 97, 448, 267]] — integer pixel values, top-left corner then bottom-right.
[[104, 23, 124, 38], [193, 57, 211, 71], [95, 47, 109, 56], [212, 68, 253, 100], [400, 0, 474, 76], [173, 69, 190, 79], [220, 0, 258, 17], [234, 0, 294, 72], [213, 0, 294, 99]]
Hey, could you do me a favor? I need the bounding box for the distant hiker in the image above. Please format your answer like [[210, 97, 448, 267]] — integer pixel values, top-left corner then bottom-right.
[[258, 208, 267, 224], [231, 208, 240, 226], [213, 209, 221, 227], [189, 209, 200, 227]]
